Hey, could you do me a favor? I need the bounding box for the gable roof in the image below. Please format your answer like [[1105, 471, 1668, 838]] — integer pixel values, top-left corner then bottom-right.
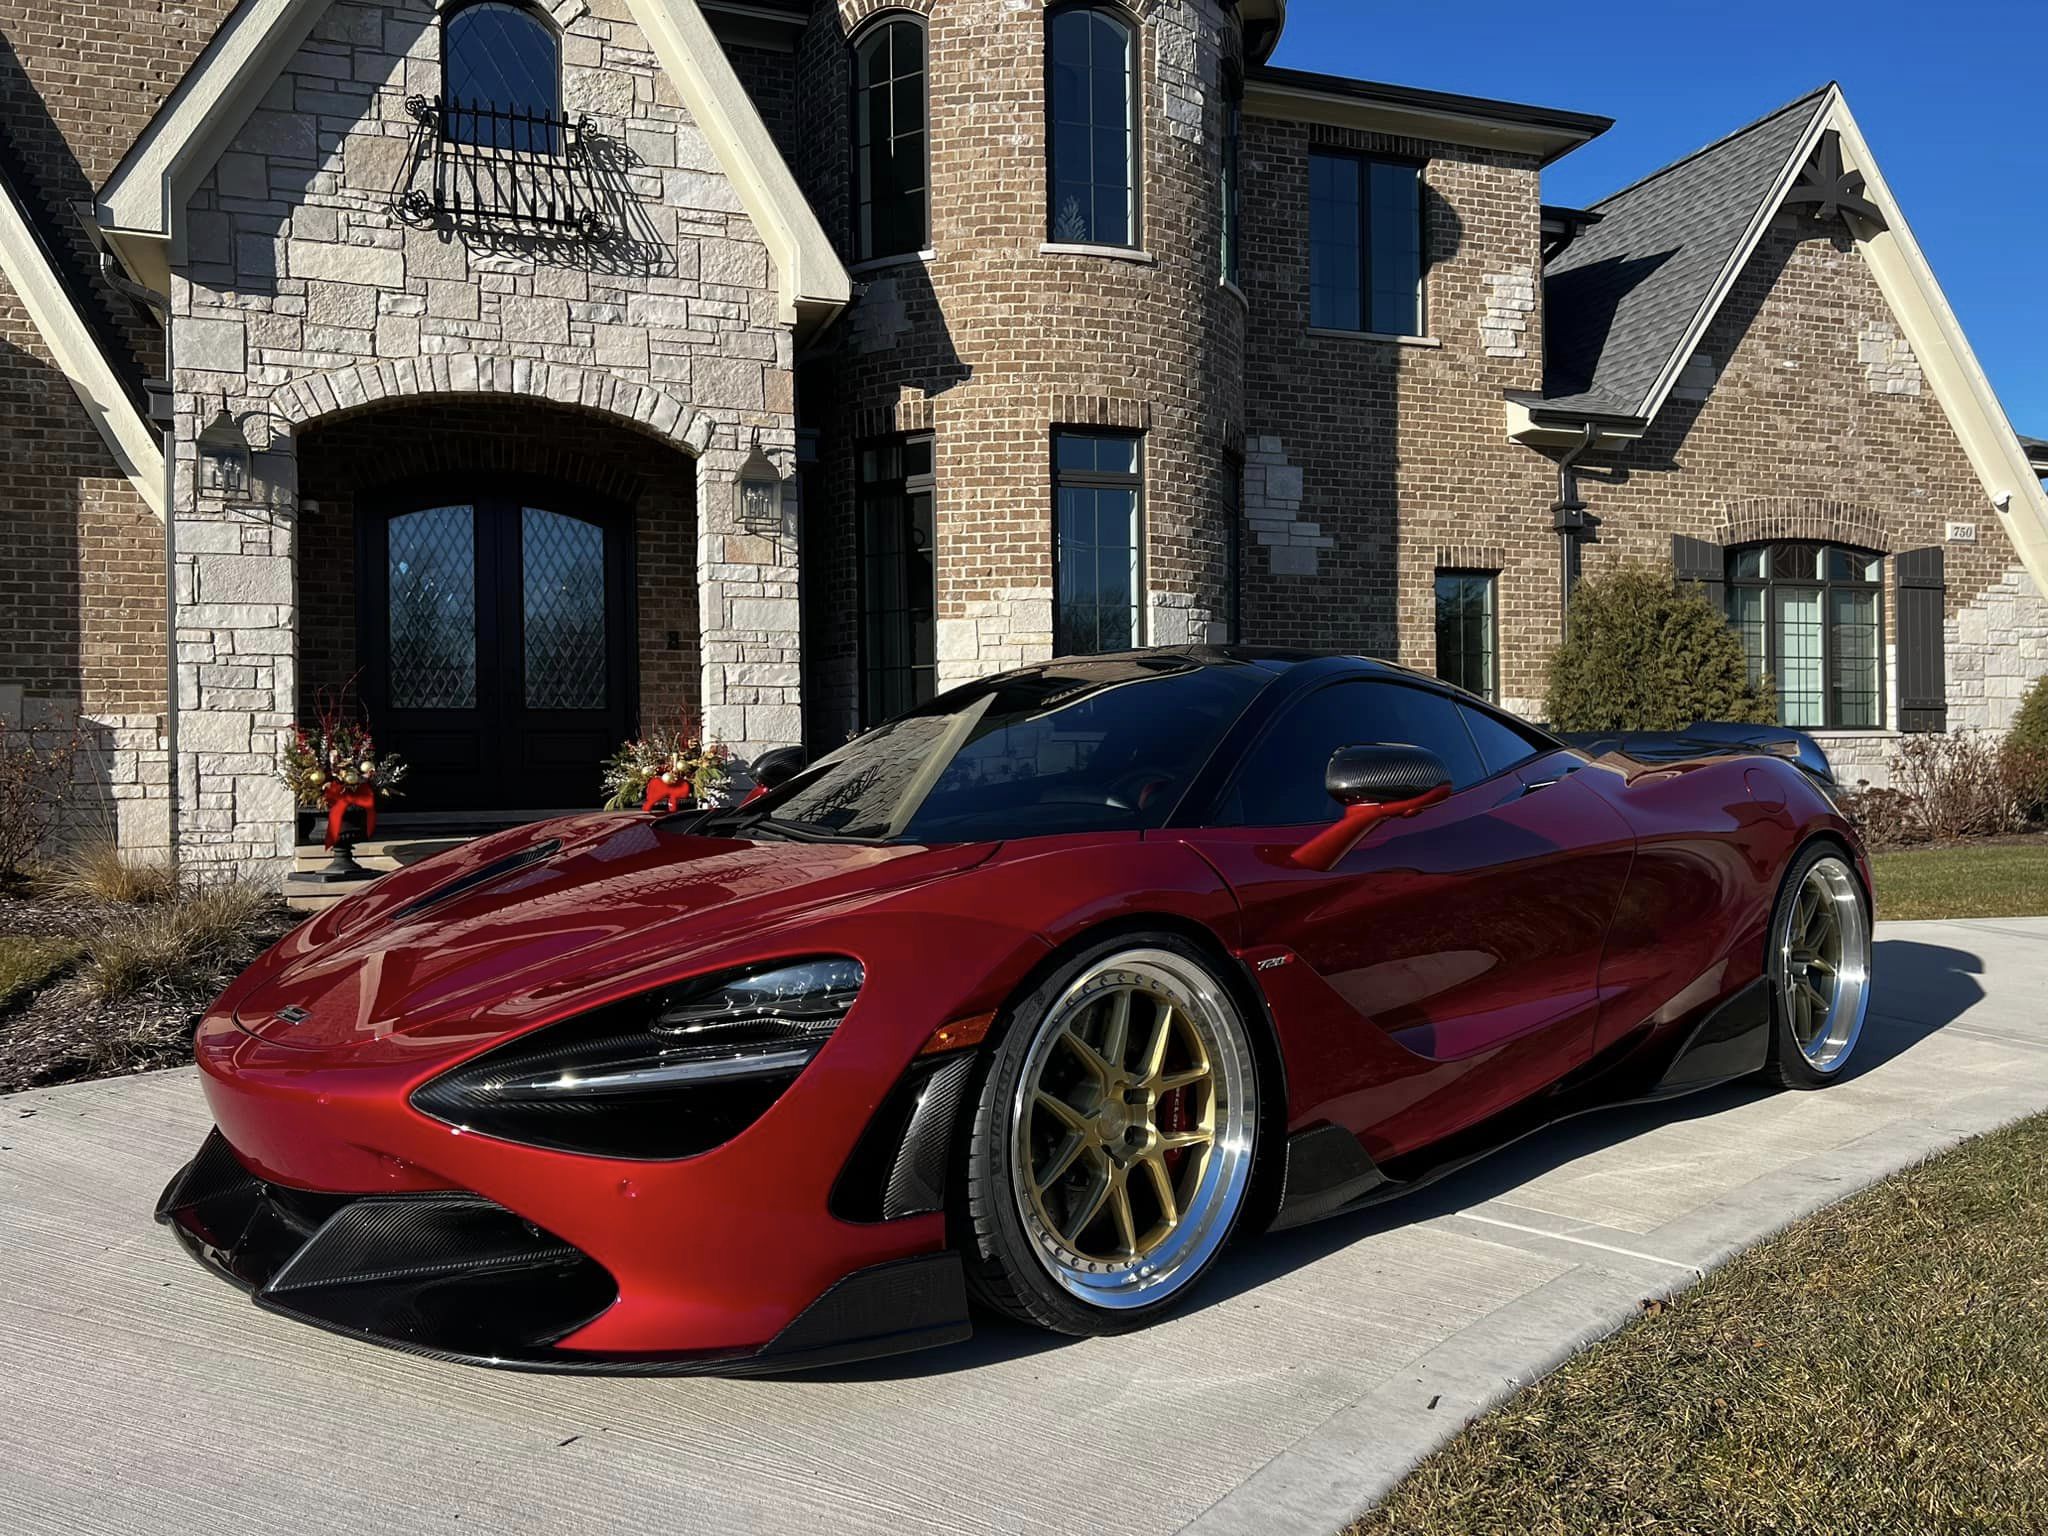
[[1539, 86, 1831, 417], [1515, 83, 2048, 598], [95, 0, 847, 331]]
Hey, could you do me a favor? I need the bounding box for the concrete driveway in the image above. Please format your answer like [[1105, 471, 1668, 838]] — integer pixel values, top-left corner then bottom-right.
[[4, 917, 2044, 1536]]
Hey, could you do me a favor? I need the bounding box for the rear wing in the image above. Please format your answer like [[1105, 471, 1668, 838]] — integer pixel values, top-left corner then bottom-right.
[[1557, 722, 1836, 788]]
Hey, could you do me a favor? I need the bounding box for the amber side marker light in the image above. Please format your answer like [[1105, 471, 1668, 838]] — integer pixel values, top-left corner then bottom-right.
[[919, 1010, 996, 1056]]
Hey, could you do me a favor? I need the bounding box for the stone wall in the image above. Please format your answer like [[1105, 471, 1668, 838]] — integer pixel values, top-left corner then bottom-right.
[[165, 0, 801, 867], [790, 0, 1244, 736]]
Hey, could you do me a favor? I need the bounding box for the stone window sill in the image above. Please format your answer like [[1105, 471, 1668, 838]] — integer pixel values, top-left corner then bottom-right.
[[1306, 328, 1441, 348], [849, 248, 936, 276], [1040, 242, 1156, 266], [1220, 277, 1249, 309]]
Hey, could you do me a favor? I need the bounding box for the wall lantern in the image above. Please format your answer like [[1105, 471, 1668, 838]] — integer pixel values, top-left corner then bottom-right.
[[196, 407, 253, 499], [735, 440, 784, 533]]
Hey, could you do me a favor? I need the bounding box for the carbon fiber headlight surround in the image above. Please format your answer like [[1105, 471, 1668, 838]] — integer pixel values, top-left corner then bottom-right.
[[410, 958, 863, 1158]]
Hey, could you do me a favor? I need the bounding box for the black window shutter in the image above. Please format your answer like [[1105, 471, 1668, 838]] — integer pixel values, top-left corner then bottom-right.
[[1895, 546, 1947, 733], [1672, 534, 1725, 613]]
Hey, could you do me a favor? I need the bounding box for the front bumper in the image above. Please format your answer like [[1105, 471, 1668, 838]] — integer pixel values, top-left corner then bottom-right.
[[158, 1128, 971, 1374]]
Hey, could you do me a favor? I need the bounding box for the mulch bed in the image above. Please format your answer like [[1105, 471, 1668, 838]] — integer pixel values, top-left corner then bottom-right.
[[0, 885, 296, 1095]]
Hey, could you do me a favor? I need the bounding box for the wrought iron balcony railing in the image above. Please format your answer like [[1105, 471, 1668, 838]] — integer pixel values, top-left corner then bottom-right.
[[398, 95, 610, 240]]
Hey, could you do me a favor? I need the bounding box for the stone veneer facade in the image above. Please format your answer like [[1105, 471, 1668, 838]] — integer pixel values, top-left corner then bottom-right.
[[3, 0, 2045, 867], [164, 0, 800, 865]]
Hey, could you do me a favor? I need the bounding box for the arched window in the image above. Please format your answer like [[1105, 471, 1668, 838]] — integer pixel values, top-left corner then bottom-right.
[[1727, 542, 1884, 729], [851, 14, 929, 262], [443, 1, 562, 153], [1047, 3, 1137, 247]]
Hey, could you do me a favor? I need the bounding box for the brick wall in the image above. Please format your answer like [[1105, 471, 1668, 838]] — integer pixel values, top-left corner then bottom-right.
[[1238, 114, 1554, 667], [295, 400, 701, 728], [792, 0, 1244, 739]]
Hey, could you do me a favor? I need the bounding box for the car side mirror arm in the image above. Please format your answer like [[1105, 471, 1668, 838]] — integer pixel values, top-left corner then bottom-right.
[[1290, 783, 1452, 871]]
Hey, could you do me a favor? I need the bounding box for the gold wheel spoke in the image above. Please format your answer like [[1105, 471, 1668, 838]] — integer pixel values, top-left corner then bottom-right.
[[1139, 1004, 1175, 1084], [1058, 1026, 1114, 1083], [1101, 990, 1133, 1072], [1034, 1089, 1090, 1135], [1157, 1128, 1211, 1152], [1156, 1065, 1210, 1093], [1110, 1175, 1139, 1257], [1806, 955, 1835, 976], [1141, 1154, 1179, 1228], [1036, 1132, 1086, 1193], [1062, 1160, 1113, 1247]]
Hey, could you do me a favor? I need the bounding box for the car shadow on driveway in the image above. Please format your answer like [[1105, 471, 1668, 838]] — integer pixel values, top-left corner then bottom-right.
[[810, 939, 1988, 1383]]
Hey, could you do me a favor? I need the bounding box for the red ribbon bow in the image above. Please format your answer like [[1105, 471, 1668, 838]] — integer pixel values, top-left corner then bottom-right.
[[642, 776, 693, 814], [321, 780, 377, 848]]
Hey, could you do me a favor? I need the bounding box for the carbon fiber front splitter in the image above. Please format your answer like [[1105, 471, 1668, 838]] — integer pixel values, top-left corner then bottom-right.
[[156, 1128, 972, 1374]]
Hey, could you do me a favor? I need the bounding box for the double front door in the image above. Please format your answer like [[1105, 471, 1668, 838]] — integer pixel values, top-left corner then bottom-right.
[[361, 478, 634, 813]]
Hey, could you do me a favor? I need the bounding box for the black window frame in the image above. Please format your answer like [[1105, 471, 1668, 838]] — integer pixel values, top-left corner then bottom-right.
[[848, 10, 931, 264], [1044, 1, 1142, 250], [856, 433, 938, 727], [1307, 149, 1427, 337], [1725, 541, 1886, 731], [1433, 569, 1498, 703], [1053, 428, 1145, 657], [440, 0, 565, 154]]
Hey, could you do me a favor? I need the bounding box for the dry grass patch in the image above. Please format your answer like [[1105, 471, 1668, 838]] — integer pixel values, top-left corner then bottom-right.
[[38, 842, 179, 906], [1350, 1113, 2048, 1536], [0, 935, 83, 1011], [1872, 838, 2048, 921], [81, 879, 281, 1003]]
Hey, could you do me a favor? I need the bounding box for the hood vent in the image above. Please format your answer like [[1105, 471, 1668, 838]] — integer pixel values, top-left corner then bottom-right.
[[388, 839, 563, 924]]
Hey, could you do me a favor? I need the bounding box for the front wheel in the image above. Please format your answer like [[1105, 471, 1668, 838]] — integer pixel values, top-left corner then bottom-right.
[[1764, 844, 1873, 1088], [959, 935, 1261, 1335]]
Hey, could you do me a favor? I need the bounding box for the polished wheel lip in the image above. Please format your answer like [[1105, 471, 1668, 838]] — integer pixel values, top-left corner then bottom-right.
[[1775, 854, 1871, 1073], [1008, 949, 1257, 1311]]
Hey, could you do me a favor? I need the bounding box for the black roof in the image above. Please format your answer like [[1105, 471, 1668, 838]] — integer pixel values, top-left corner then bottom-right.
[[1539, 86, 1833, 419], [1248, 65, 1613, 163]]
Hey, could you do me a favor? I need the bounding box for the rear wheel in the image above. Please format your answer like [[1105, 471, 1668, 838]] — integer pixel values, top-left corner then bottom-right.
[[1764, 844, 1872, 1088], [960, 935, 1260, 1335]]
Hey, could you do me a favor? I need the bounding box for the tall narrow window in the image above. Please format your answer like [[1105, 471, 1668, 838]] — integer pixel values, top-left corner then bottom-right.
[[1309, 151, 1424, 335], [858, 435, 936, 725], [443, 1, 562, 152], [852, 16, 928, 262], [1055, 430, 1142, 655], [1047, 4, 1137, 247], [1434, 571, 1496, 702], [1220, 65, 1243, 285], [1727, 543, 1884, 729]]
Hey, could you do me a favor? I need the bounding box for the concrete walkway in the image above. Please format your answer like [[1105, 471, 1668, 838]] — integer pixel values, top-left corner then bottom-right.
[[4, 918, 2044, 1536]]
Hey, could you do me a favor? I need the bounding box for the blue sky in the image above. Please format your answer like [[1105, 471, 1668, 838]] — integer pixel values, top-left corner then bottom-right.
[[1270, 0, 2048, 436]]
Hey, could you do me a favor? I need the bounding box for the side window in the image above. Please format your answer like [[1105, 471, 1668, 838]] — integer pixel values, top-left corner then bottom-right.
[[1458, 703, 1551, 778], [1219, 680, 1484, 826]]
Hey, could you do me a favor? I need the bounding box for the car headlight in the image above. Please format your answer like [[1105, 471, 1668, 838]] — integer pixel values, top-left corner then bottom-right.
[[410, 958, 864, 1159]]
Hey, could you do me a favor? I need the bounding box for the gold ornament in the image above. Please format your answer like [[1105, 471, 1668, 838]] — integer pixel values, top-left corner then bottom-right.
[[360, 760, 377, 777], [308, 768, 328, 789], [342, 769, 361, 786], [661, 770, 680, 785]]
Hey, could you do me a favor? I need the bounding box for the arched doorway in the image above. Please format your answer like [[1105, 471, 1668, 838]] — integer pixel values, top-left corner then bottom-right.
[[359, 475, 635, 811]]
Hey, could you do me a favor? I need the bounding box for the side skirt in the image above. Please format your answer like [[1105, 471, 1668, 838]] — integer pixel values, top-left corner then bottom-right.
[[1269, 978, 1775, 1230]]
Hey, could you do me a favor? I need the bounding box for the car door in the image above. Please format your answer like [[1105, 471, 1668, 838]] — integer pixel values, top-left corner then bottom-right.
[[1180, 678, 1636, 1159]]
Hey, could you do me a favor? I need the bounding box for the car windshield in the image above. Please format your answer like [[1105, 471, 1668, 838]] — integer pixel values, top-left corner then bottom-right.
[[743, 655, 1269, 843]]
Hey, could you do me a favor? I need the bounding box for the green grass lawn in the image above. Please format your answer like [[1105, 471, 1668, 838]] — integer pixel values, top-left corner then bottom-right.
[[1872, 839, 2048, 921], [1349, 1112, 2048, 1536]]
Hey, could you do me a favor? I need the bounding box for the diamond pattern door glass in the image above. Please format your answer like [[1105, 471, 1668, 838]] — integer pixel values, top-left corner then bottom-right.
[[387, 505, 478, 709], [523, 507, 607, 710]]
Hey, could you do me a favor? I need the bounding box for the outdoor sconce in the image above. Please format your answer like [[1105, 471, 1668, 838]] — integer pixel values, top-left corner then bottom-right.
[[196, 406, 253, 499], [735, 441, 784, 534]]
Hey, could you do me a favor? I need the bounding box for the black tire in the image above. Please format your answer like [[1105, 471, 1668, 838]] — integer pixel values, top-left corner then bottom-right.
[[958, 931, 1261, 1336], [1763, 841, 1873, 1089]]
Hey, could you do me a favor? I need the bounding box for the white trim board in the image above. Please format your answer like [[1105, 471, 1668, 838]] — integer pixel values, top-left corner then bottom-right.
[[0, 176, 165, 518]]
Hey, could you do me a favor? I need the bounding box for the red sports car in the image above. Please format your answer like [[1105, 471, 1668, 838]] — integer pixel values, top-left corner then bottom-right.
[[159, 648, 1873, 1371]]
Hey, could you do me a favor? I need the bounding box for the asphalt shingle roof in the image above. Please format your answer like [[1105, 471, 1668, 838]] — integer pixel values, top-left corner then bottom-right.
[[1540, 86, 1833, 418]]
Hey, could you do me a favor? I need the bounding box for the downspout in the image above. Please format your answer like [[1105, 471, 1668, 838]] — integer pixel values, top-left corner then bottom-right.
[[99, 249, 178, 874], [1550, 424, 1598, 638]]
